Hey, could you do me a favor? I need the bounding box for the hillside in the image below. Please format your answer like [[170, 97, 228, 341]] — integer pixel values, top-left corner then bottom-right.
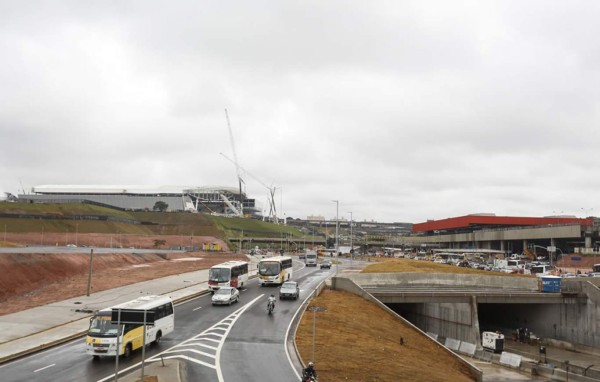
[[0, 201, 309, 249]]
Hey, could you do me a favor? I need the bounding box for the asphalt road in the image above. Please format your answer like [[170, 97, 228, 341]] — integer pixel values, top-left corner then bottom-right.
[[1, 259, 333, 382]]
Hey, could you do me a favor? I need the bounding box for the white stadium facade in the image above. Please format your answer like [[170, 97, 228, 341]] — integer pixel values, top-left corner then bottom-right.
[[18, 185, 258, 216]]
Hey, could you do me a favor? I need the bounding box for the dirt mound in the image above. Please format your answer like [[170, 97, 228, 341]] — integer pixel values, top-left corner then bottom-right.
[[296, 289, 476, 382], [0, 239, 245, 316]]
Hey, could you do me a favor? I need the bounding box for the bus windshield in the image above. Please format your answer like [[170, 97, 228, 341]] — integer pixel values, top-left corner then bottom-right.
[[209, 268, 230, 282], [259, 262, 280, 276], [88, 315, 121, 337]]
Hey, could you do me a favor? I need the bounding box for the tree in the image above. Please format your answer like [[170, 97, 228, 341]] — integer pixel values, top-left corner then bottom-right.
[[153, 201, 169, 212]]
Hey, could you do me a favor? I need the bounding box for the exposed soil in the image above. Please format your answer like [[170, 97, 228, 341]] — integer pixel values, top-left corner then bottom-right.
[[0, 233, 241, 316], [296, 289, 476, 382], [1, 232, 227, 250]]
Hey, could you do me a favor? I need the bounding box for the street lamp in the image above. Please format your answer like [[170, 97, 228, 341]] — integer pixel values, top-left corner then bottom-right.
[[307, 306, 327, 364], [332, 200, 339, 257], [348, 211, 353, 264]]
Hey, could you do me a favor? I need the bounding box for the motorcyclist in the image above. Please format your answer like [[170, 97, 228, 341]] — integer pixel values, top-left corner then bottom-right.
[[302, 361, 317, 381], [267, 294, 276, 311]]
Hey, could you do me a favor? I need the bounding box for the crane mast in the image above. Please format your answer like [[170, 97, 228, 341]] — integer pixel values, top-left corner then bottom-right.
[[224, 109, 244, 216]]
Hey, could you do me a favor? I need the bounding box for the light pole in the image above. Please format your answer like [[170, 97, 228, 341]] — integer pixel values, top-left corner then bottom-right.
[[332, 200, 339, 257], [308, 306, 326, 365], [75, 223, 79, 247], [349, 211, 353, 264]]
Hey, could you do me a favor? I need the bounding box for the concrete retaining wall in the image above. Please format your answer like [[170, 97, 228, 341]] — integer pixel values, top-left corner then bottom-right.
[[347, 273, 539, 290]]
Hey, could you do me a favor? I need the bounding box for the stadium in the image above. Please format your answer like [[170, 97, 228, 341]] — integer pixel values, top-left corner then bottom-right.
[[17, 185, 259, 217]]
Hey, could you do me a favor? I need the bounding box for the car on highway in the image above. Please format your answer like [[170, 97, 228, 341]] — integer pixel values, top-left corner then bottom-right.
[[211, 286, 240, 305], [279, 281, 299, 300], [320, 259, 332, 269]]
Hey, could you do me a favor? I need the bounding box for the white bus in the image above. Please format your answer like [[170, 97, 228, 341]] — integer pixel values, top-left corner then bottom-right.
[[258, 256, 293, 286], [305, 251, 318, 267], [434, 253, 464, 264], [85, 295, 174, 358], [208, 260, 249, 292]]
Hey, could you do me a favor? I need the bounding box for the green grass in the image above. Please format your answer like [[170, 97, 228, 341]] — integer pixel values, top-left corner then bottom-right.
[[0, 202, 311, 245]]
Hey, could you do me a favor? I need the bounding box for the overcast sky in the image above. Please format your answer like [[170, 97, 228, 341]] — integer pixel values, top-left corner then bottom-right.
[[1, 1, 599, 223]]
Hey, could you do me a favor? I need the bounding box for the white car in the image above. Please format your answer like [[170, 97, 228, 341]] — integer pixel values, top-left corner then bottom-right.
[[211, 286, 240, 305]]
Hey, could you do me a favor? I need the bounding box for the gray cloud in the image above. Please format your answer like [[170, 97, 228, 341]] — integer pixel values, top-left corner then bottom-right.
[[2, 1, 599, 222]]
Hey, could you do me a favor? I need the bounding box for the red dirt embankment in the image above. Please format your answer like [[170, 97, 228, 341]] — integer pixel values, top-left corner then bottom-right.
[[0, 233, 244, 316], [1, 232, 227, 250]]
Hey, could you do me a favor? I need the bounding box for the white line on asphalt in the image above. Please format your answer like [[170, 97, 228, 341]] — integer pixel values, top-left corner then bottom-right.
[[33, 364, 55, 373], [193, 306, 203, 311], [96, 296, 263, 382]]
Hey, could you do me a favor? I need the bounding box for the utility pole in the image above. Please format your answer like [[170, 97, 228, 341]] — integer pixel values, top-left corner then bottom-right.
[[332, 200, 339, 257], [349, 211, 353, 264], [87, 249, 94, 296]]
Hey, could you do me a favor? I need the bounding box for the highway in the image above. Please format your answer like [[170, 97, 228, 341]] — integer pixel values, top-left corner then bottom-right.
[[1, 259, 334, 382]]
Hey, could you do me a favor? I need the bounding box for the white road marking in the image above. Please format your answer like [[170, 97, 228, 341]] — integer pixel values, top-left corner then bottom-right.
[[97, 295, 262, 382], [193, 306, 203, 311], [33, 364, 55, 373]]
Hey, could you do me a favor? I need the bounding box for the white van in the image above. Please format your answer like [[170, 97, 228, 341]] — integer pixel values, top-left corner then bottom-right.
[[305, 251, 318, 267], [531, 264, 553, 276]]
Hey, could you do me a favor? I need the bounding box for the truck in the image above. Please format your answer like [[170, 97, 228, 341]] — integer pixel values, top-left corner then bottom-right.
[[305, 251, 318, 267], [482, 331, 504, 353]]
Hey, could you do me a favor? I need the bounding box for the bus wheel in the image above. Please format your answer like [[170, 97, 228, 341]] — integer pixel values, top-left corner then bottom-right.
[[154, 331, 162, 345], [124, 343, 132, 358], [92, 355, 100, 361]]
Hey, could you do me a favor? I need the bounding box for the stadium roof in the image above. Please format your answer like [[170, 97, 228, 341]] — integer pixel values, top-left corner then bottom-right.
[[413, 214, 593, 233], [31, 185, 241, 195]]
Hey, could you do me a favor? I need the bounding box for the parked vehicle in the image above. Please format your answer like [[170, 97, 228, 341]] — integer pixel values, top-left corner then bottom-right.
[[482, 331, 504, 353], [279, 281, 300, 300], [211, 286, 240, 305]]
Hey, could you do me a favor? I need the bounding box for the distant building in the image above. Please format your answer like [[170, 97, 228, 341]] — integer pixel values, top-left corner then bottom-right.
[[17, 185, 258, 216]]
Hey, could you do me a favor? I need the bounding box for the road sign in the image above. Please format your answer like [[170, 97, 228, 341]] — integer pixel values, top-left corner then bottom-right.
[[111, 309, 155, 325], [547, 246, 556, 252]]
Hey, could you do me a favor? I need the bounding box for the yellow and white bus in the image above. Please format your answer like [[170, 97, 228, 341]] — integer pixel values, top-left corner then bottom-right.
[[258, 256, 293, 286], [85, 295, 174, 358], [208, 260, 249, 292]]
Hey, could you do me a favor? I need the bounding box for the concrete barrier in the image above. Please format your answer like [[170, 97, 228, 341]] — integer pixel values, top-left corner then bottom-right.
[[347, 272, 539, 290]]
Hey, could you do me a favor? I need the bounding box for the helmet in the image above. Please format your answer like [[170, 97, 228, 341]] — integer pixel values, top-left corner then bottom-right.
[[308, 361, 314, 368], [270, 294, 274, 297]]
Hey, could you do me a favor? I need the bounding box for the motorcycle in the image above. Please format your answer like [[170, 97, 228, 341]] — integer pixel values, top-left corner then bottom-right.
[[267, 300, 275, 315], [302, 376, 317, 382]]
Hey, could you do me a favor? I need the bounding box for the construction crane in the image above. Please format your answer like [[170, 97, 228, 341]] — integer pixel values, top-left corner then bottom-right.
[[220, 152, 279, 223], [224, 109, 244, 217]]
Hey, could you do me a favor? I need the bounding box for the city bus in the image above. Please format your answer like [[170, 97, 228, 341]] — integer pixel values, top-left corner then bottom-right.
[[434, 253, 464, 264], [85, 295, 174, 358], [208, 260, 249, 292], [258, 256, 293, 286]]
